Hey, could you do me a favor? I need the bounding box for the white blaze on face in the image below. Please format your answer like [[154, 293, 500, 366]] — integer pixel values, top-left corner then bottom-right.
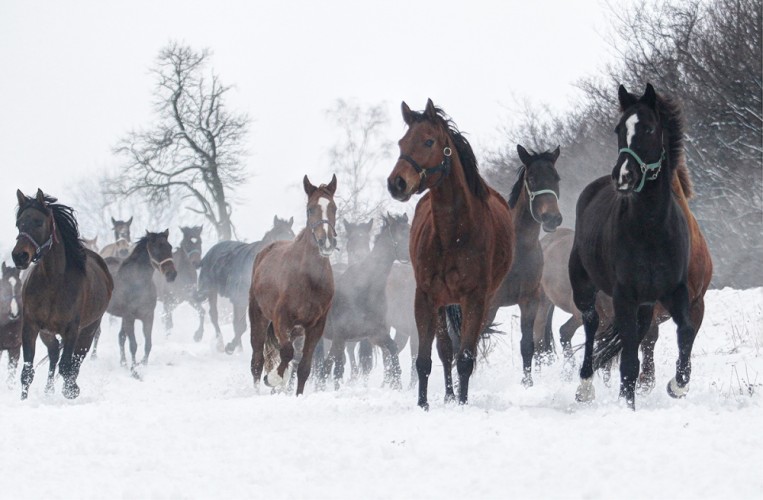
[[617, 113, 640, 189], [317, 197, 332, 249]]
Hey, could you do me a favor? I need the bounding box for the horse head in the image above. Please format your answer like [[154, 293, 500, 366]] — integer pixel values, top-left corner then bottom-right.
[[180, 225, 204, 269], [13, 189, 58, 269], [263, 215, 296, 244], [387, 99, 454, 202], [343, 218, 373, 264], [82, 236, 99, 252], [613, 83, 667, 193], [510, 144, 563, 233], [111, 216, 133, 243], [380, 212, 411, 263], [144, 229, 177, 282], [303, 174, 338, 256]]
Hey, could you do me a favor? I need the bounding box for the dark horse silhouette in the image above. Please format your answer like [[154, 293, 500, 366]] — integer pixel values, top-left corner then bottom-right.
[[570, 84, 699, 409], [250, 175, 337, 396], [198, 216, 295, 352], [0, 262, 22, 386], [12, 189, 113, 399], [484, 145, 562, 387], [101, 231, 177, 375], [387, 99, 513, 408], [321, 213, 411, 390], [155, 226, 205, 340]]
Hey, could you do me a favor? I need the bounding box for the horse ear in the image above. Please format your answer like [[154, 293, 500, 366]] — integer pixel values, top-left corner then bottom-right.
[[93, 236, 98, 244], [303, 175, 317, 196], [288, 217, 293, 227], [326, 174, 337, 195], [1, 262, 6, 273], [35, 189, 46, 205], [516, 145, 532, 166], [401, 101, 414, 125], [425, 98, 437, 120], [162, 229, 169, 238], [273, 215, 278, 226], [402, 213, 409, 223], [342, 218, 350, 231], [16, 189, 27, 207], [551, 145, 561, 163], [508, 168, 525, 209], [641, 83, 657, 108], [111, 216, 117, 226], [618, 84, 637, 111], [126, 216, 133, 226], [365, 219, 374, 231]]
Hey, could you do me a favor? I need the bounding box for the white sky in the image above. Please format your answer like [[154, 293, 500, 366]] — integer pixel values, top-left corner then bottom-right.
[[0, 0, 614, 250]]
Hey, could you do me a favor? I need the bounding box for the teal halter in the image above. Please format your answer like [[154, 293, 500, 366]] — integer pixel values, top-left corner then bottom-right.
[[524, 180, 558, 224], [619, 148, 665, 193]]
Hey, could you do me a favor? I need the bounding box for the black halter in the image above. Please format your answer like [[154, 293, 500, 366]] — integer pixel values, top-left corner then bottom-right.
[[308, 217, 338, 256], [16, 210, 58, 263], [398, 146, 453, 194], [386, 223, 409, 264]]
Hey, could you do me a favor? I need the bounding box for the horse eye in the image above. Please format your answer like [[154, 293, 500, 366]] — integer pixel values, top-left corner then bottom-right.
[[425, 139, 434, 147]]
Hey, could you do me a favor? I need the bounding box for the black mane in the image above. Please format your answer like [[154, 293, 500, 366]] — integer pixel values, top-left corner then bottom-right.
[[656, 92, 693, 198], [17, 194, 87, 272]]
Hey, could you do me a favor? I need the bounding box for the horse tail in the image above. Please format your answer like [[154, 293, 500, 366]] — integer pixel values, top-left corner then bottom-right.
[[542, 303, 556, 353], [445, 305, 462, 353], [591, 321, 652, 370], [263, 322, 280, 375]]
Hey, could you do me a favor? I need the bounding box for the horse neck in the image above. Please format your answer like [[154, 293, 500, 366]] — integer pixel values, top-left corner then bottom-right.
[[511, 190, 541, 249], [38, 228, 67, 280], [429, 154, 478, 245], [367, 232, 397, 278], [123, 245, 154, 279], [627, 165, 676, 224], [294, 229, 329, 265]]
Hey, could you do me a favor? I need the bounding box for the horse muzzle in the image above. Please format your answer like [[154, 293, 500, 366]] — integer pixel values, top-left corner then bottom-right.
[[12, 250, 31, 270], [540, 212, 563, 233]]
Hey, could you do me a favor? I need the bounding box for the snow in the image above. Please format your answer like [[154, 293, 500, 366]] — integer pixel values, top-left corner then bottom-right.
[[1, 288, 761, 499]]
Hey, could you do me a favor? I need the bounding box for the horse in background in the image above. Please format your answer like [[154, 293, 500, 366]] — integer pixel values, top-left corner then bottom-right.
[[198, 216, 295, 352], [12, 189, 113, 399], [82, 236, 99, 253], [387, 99, 514, 408], [483, 145, 562, 387], [570, 84, 704, 409], [99, 230, 177, 376], [321, 213, 410, 390], [250, 175, 337, 395], [100, 217, 133, 260], [0, 262, 22, 386], [155, 226, 205, 340]]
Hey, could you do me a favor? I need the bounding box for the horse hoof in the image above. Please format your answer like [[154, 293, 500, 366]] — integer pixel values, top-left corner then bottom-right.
[[63, 383, 80, 399], [264, 370, 283, 388], [667, 378, 689, 398], [418, 401, 430, 411], [224, 343, 237, 355], [575, 378, 595, 403], [193, 332, 203, 343], [444, 392, 456, 404], [521, 375, 534, 388], [637, 374, 656, 395], [45, 383, 55, 395]]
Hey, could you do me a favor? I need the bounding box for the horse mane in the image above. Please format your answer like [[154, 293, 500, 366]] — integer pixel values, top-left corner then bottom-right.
[[17, 194, 87, 272], [122, 236, 151, 267], [656, 92, 693, 199], [408, 107, 489, 201]]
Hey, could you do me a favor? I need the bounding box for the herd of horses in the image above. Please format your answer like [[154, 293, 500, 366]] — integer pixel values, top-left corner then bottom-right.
[[1, 83, 712, 411]]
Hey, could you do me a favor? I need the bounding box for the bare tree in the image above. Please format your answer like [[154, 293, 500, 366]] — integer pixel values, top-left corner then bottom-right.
[[111, 42, 250, 241]]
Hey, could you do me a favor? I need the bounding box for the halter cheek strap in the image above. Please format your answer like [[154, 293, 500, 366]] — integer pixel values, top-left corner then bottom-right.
[[524, 180, 559, 225], [398, 147, 453, 194], [619, 147, 665, 193], [147, 248, 174, 272], [387, 224, 410, 264], [308, 218, 338, 256], [16, 213, 58, 263]]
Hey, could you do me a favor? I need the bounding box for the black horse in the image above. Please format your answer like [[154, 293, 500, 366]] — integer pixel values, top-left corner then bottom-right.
[[198, 216, 295, 352], [570, 83, 695, 409]]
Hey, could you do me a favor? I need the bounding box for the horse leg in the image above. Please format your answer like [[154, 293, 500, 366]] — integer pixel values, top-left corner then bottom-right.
[[40, 333, 61, 394], [358, 339, 374, 382], [533, 291, 555, 364], [662, 283, 696, 398], [518, 295, 540, 387], [58, 323, 81, 399], [455, 296, 489, 405], [612, 288, 641, 410], [375, 331, 402, 391], [570, 248, 599, 403], [263, 316, 295, 388], [140, 309, 154, 365], [192, 299, 205, 343], [346, 341, 359, 380], [208, 291, 224, 351], [123, 318, 139, 376], [19, 320, 39, 400], [64, 320, 102, 399], [327, 339, 346, 391], [248, 299, 269, 389], [637, 321, 659, 394], [295, 316, 327, 396], [433, 309, 454, 403], [408, 326, 418, 390], [414, 289, 437, 410], [91, 325, 101, 360], [162, 300, 174, 337], [7, 345, 20, 388], [225, 302, 247, 354]]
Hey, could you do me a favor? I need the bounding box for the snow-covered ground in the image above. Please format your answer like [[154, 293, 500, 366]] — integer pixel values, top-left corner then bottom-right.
[[1, 288, 761, 499]]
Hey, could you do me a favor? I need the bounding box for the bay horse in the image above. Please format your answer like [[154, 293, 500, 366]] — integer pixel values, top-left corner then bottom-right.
[[483, 145, 562, 387], [570, 83, 700, 409], [387, 99, 514, 408], [249, 175, 337, 396], [12, 189, 113, 399], [321, 213, 410, 390], [155, 226, 205, 340], [100, 217, 133, 259], [0, 262, 22, 386], [198, 216, 295, 352], [101, 230, 177, 375]]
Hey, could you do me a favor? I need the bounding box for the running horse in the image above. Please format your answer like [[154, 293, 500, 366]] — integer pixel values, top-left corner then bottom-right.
[[0, 262, 22, 386], [100, 217, 133, 260], [570, 84, 703, 409], [387, 100, 513, 408], [12, 189, 113, 399], [249, 175, 337, 396]]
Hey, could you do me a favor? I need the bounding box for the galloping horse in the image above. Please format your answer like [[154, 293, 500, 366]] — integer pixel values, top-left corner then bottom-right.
[[570, 84, 701, 409], [250, 175, 337, 396], [100, 217, 133, 260], [322, 213, 410, 389], [484, 145, 562, 387], [0, 262, 22, 386], [198, 216, 295, 352], [155, 226, 205, 340], [387, 100, 514, 408], [12, 189, 113, 399], [102, 231, 177, 375]]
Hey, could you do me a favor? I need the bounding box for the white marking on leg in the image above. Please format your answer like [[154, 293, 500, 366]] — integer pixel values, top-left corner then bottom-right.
[[576, 377, 596, 403], [668, 377, 689, 398]]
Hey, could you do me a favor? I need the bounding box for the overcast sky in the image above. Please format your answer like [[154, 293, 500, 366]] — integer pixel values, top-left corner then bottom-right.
[[0, 0, 614, 251]]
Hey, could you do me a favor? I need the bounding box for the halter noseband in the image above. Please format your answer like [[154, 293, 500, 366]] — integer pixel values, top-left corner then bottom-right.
[[524, 180, 559, 225], [398, 146, 453, 194], [16, 208, 58, 263], [619, 147, 665, 193], [308, 217, 337, 256], [147, 247, 174, 272]]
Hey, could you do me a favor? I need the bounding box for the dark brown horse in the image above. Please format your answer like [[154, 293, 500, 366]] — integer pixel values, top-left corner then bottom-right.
[[102, 230, 177, 375], [12, 189, 114, 399], [198, 216, 295, 352], [387, 100, 514, 408], [249, 175, 337, 396], [484, 145, 562, 387], [100, 217, 133, 259], [0, 262, 22, 386], [155, 226, 205, 341], [321, 213, 410, 390]]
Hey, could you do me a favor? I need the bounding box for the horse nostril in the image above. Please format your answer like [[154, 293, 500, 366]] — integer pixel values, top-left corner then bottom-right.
[[394, 176, 407, 193]]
